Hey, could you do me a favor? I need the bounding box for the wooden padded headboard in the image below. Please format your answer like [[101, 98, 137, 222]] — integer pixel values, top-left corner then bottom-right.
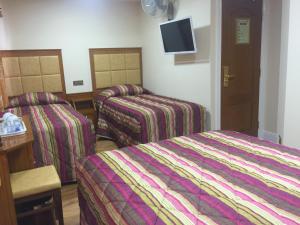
[[0, 78, 8, 109], [89, 48, 143, 92], [0, 49, 66, 98]]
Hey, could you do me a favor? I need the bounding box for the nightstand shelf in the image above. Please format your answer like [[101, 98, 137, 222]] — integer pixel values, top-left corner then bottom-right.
[[67, 92, 96, 126]]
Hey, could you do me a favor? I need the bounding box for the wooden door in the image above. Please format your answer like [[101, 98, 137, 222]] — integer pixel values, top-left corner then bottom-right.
[[221, 0, 262, 136]]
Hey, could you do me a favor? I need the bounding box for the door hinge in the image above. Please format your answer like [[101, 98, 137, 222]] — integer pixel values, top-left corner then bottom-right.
[[279, 135, 282, 144]]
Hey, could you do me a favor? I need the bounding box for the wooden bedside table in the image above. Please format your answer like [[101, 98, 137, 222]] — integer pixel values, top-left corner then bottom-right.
[[0, 115, 34, 225], [67, 92, 96, 126]]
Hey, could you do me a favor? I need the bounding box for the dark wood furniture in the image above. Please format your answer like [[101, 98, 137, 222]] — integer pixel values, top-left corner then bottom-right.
[[0, 115, 34, 225], [221, 0, 262, 136], [67, 92, 96, 126], [15, 192, 57, 225], [11, 165, 64, 225]]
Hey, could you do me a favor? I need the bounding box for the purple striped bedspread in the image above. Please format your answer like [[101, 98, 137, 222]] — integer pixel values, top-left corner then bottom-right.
[[76, 131, 300, 225], [8, 103, 96, 183], [95, 85, 206, 147]]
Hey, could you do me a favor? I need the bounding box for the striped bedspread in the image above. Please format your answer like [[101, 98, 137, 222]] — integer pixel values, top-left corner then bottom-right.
[[9, 103, 96, 183], [76, 131, 300, 225], [96, 85, 205, 147]]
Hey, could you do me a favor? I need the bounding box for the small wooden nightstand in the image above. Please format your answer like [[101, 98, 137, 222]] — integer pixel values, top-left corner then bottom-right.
[[67, 92, 96, 126]]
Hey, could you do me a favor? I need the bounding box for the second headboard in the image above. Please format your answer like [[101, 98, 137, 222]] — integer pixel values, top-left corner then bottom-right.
[[89, 48, 143, 92]]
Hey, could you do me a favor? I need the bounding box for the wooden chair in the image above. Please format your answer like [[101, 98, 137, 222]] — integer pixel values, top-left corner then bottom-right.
[[10, 165, 64, 225]]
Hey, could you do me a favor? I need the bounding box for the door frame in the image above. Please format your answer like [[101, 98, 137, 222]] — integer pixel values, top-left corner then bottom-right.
[[212, 0, 267, 137]]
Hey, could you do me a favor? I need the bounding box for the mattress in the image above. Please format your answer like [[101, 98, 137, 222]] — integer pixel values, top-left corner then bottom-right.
[[7, 93, 96, 183], [95, 85, 206, 147], [76, 131, 300, 225]]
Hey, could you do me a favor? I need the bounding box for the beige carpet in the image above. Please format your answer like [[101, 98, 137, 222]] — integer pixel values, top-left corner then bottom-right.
[[62, 140, 118, 225], [62, 184, 79, 225], [95, 139, 118, 153]]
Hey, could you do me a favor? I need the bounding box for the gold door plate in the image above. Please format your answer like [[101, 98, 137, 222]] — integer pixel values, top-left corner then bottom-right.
[[223, 66, 235, 87]]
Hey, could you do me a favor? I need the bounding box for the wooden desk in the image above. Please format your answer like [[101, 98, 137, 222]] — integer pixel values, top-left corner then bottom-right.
[[0, 116, 34, 225]]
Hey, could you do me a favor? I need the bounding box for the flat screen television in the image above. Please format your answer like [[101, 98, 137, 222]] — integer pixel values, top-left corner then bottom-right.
[[160, 17, 197, 54]]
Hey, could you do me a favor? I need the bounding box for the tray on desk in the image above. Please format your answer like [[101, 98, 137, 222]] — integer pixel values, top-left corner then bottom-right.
[[0, 120, 27, 137]]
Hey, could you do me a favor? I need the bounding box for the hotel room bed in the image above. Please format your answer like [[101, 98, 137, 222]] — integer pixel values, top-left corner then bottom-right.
[[95, 85, 206, 147], [7, 92, 96, 183], [76, 130, 300, 225], [1, 49, 96, 183]]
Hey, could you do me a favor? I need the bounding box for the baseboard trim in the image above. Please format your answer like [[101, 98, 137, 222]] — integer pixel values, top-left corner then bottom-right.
[[258, 129, 280, 144]]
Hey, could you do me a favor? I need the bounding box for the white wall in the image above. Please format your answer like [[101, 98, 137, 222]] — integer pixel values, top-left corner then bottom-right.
[[0, 2, 8, 49], [210, 0, 222, 130], [258, 0, 282, 141], [0, 19, 5, 49], [281, 0, 300, 148], [277, 1, 290, 140], [140, 0, 211, 127], [1, 0, 142, 93]]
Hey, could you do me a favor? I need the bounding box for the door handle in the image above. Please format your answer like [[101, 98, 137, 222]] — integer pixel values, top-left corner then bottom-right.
[[223, 66, 235, 87]]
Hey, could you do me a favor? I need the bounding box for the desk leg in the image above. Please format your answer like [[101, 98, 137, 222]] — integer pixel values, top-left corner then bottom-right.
[[0, 154, 17, 225]]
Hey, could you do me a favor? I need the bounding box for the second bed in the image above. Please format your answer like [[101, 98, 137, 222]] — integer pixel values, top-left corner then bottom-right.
[[95, 85, 206, 147], [90, 48, 206, 147]]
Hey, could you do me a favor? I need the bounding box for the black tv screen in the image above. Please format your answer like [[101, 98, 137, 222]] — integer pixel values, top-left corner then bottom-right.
[[160, 17, 197, 54]]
